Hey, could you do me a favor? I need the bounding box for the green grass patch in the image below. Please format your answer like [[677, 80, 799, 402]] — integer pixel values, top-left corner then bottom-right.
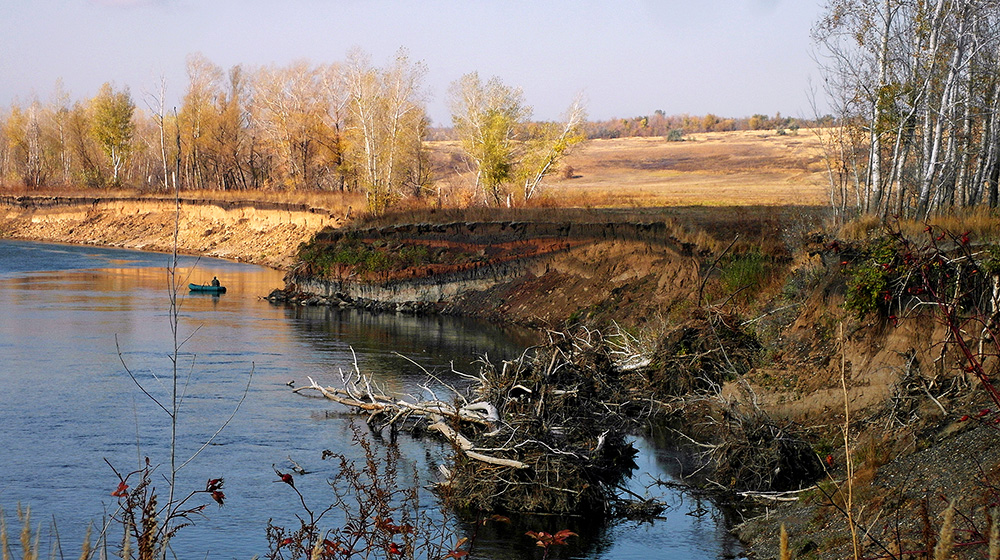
[[297, 237, 441, 279]]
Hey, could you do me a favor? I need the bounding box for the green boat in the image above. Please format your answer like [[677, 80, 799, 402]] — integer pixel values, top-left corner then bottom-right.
[[189, 283, 227, 294]]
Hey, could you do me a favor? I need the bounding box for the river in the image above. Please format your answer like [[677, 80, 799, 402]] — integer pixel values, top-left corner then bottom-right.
[[0, 240, 742, 559]]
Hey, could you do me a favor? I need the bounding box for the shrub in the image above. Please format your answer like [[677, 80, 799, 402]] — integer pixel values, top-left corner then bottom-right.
[[843, 236, 897, 318], [844, 261, 891, 317], [716, 251, 779, 308]]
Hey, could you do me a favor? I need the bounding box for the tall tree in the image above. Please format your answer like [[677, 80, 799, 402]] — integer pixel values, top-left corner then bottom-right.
[[66, 101, 103, 187], [449, 72, 529, 205], [212, 65, 253, 191], [449, 73, 586, 204], [813, 0, 1000, 219], [48, 81, 74, 187], [91, 83, 136, 187], [521, 95, 587, 201], [344, 48, 427, 214], [0, 110, 9, 183], [179, 53, 224, 190], [251, 60, 340, 190], [141, 76, 173, 191]]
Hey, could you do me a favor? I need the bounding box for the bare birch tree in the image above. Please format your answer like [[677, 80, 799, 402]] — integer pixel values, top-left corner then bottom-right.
[[178, 53, 223, 190], [814, 0, 1000, 218], [344, 48, 428, 214]]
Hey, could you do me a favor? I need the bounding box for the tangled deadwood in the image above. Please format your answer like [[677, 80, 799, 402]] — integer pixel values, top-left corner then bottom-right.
[[706, 401, 823, 492], [293, 330, 657, 517], [632, 310, 821, 493], [644, 309, 760, 398], [444, 329, 647, 515]]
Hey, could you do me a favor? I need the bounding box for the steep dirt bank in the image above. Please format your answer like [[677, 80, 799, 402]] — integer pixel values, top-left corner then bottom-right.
[[0, 195, 343, 269], [276, 206, 827, 329], [722, 235, 1000, 560], [280, 220, 706, 328]]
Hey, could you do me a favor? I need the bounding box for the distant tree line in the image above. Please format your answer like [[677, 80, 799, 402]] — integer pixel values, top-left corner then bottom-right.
[[0, 49, 429, 215], [0, 50, 585, 214], [583, 110, 818, 140], [814, 0, 1000, 220]]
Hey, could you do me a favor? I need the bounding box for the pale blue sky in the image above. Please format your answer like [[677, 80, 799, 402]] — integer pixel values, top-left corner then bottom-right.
[[0, 0, 827, 125]]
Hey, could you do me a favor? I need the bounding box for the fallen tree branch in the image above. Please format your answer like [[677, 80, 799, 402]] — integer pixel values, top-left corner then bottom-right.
[[293, 375, 493, 426], [428, 421, 530, 470], [293, 376, 388, 411]]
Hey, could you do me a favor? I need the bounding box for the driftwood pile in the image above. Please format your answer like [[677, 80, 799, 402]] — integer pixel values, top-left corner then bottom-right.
[[644, 311, 823, 494], [294, 313, 824, 512], [644, 309, 761, 398], [294, 330, 658, 517]]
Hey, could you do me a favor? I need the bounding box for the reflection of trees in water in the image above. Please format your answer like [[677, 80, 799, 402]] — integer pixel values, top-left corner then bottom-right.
[[2, 255, 284, 299], [287, 306, 537, 388], [643, 421, 746, 554]]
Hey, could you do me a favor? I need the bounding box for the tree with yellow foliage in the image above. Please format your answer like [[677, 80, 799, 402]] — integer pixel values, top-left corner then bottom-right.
[[90, 83, 135, 187], [449, 73, 585, 205]]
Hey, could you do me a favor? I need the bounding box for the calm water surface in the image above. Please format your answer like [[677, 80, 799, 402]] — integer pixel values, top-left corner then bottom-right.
[[0, 240, 741, 559]]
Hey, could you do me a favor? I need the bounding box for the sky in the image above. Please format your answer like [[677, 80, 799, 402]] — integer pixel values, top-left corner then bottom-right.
[[0, 0, 829, 126]]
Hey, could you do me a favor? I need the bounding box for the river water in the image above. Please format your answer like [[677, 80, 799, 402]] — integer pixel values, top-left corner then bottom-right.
[[0, 240, 742, 559]]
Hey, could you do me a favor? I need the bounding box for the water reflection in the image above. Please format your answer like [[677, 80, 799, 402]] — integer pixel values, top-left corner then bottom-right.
[[284, 305, 538, 393]]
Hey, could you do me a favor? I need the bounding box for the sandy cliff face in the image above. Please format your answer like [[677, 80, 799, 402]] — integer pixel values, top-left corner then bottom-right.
[[283, 220, 704, 328], [0, 196, 340, 269]]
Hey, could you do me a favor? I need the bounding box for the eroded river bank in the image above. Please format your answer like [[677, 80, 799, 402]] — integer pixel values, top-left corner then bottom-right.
[[9, 195, 1000, 560], [0, 235, 743, 558]]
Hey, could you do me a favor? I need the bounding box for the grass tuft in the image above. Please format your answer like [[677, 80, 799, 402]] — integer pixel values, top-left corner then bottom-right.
[[780, 523, 790, 560], [933, 501, 955, 560]]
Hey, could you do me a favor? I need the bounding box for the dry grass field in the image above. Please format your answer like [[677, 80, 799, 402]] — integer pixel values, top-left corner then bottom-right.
[[549, 129, 829, 206], [429, 129, 830, 208]]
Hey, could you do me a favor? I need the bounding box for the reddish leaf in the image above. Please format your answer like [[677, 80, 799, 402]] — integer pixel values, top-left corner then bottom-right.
[[552, 529, 578, 545], [274, 471, 295, 488]]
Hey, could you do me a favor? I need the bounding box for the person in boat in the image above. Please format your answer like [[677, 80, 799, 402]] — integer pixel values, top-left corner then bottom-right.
[[211, 276, 220, 287]]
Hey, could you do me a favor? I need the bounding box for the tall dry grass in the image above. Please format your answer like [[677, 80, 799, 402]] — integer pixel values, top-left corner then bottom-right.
[[779, 523, 790, 560], [933, 501, 956, 560], [0, 505, 93, 560], [839, 208, 1000, 244], [990, 508, 1000, 560]]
